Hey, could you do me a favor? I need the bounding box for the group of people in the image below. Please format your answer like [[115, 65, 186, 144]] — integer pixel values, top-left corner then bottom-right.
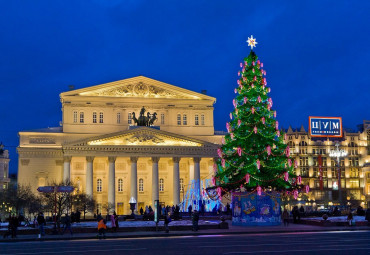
[[139, 204, 181, 221], [281, 205, 305, 226], [2, 214, 21, 238], [96, 211, 119, 239]]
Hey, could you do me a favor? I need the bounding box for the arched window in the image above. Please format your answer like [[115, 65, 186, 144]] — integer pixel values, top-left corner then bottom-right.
[[139, 178, 144, 192], [159, 178, 164, 192], [99, 112, 104, 123], [118, 178, 123, 192], [201, 114, 205, 125], [80, 112, 84, 123], [180, 178, 184, 192], [183, 114, 187, 125], [195, 114, 199, 125], [128, 112, 132, 124], [93, 112, 97, 123], [177, 114, 181, 125], [97, 179, 102, 192], [73, 111, 78, 123], [117, 112, 121, 124]]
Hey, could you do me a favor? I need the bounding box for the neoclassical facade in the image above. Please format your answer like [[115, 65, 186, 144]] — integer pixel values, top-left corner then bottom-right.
[[0, 148, 10, 190], [18, 76, 221, 214]]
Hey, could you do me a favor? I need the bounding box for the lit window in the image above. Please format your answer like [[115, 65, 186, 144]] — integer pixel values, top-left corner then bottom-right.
[[201, 114, 205, 125], [139, 178, 144, 192], [97, 179, 102, 192], [183, 114, 187, 125], [99, 112, 104, 123], [195, 114, 199, 125], [159, 178, 164, 192], [128, 113, 132, 125], [93, 112, 97, 123], [118, 178, 123, 192], [73, 111, 78, 123], [177, 114, 181, 125], [180, 178, 184, 192], [117, 112, 121, 124], [80, 112, 84, 123], [161, 113, 165, 125]]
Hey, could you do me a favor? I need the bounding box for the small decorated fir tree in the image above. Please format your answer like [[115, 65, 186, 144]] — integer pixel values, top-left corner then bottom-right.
[[212, 36, 307, 198]]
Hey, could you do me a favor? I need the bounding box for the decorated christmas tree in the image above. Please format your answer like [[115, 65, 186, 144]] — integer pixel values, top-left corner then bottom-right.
[[211, 36, 307, 199]]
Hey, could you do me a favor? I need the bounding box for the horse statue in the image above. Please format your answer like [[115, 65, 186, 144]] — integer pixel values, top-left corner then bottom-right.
[[133, 107, 157, 126], [131, 112, 138, 125], [148, 112, 158, 126]]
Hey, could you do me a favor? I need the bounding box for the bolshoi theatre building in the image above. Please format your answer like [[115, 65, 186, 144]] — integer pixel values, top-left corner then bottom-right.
[[17, 76, 221, 214], [17, 76, 370, 214]]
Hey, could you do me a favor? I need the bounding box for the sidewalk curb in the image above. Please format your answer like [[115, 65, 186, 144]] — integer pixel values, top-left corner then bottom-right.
[[1, 227, 369, 243]]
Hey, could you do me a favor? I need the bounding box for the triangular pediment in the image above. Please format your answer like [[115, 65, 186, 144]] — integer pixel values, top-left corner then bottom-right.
[[61, 76, 215, 101], [64, 127, 215, 147]]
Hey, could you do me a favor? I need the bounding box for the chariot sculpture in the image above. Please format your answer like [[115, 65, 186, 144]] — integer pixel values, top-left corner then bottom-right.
[[132, 107, 158, 126]]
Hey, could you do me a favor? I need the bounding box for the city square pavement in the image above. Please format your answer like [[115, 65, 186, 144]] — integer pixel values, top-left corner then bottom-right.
[[1, 220, 369, 243]]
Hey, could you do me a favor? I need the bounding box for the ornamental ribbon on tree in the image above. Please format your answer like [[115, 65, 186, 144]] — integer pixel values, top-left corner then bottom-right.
[[257, 186, 262, 196], [268, 98, 273, 107], [237, 80, 240, 85], [252, 61, 255, 66], [284, 171, 289, 182], [293, 190, 298, 199], [254, 76, 257, 81], [276, 130, 280, 137], [261, 62, 263, 68], [251, 83, 254, 88], [263, 78, 267, 85], [266, 145, 271, 155], [252, 68, 255, 73], [240, 63, 243, 68], [245, 173, 250, 183], [221, 137, 225, 144], [297, 175, 302, 185], [238, 71, 240, 76], [237, 147, 242, 156], [217, 148, 223, 158]]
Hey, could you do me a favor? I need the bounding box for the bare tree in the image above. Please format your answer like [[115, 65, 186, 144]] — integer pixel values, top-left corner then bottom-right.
[[72, 193, 96, 219]]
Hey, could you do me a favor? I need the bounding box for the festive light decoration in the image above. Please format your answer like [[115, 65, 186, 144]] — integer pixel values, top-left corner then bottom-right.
[[208, 40, 301, 198], [293, 190, 298, 199], [305, 185, 310, 193], [297, 175, 302, 185], [247, 35, 257, 49]]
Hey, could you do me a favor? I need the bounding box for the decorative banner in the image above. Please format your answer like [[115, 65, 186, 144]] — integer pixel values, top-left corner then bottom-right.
[[232, 191, 281, 226], [309, 116, 343, 138], [318, 155, 323, 191]]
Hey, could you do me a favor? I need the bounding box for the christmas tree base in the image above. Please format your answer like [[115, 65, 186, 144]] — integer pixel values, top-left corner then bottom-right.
[[232, 191, 281, 226]]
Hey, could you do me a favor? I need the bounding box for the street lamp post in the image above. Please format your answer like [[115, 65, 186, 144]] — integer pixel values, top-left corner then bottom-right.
[[329, 142, 347, 206]]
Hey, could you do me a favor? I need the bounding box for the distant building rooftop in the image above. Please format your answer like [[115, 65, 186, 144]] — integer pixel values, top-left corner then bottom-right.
[[21, 127, 63, 133]]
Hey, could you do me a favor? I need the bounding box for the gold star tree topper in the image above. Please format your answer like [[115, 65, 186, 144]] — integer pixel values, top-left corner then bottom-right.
[[247, 35, 257, 49]]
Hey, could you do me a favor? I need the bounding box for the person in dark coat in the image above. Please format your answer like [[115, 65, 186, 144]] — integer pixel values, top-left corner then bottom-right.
[[188, 204, 192, 217], [62, 214, 73, 235], [365, 208, 370, 225], [140, 207, 144, 215], [37, 212, 46, 237], [192, 210, 200, 231], [164, 212, 171, 233]]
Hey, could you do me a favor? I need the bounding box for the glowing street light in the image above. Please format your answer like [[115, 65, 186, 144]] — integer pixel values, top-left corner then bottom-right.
[[329, 142, 347, 206]]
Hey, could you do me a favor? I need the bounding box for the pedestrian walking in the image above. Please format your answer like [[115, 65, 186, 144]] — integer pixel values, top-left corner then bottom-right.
[[192, 210, 199, 231], [97, 216, 107, 239], [164, 212, 171, 233], [2, 214, 12, 239], [347, 211, 353, 226], [282, 208, 290, 226], [11, 215, 18, 238], [110, 213, 116, 231], [188, 204, 192, 217], [62, 214, 73, 235], [114, 212, 119, 232], [37, 212, 46, 237]]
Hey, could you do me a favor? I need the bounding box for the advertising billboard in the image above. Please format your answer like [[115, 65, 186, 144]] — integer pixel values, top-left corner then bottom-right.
[[309, 116, 342, 138]]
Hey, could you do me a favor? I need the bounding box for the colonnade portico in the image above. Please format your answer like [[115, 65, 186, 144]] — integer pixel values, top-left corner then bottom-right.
[[63, 154, 211, 214]]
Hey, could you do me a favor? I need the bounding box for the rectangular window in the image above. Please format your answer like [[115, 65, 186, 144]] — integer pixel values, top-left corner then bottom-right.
[[161, 113, 165, 125], [195, 114, 199, 125], [159, 178, 164, 192], [183, 114, 187, 125], [73, 111, 78, 123], [93, 112, 97, 123], [177, 114, 181, 125], [99, 112, 104, 123], [97, 179, 102, 192], [128, 113, 132, 125], [80, 112, 84, 123], [117, 112, 121, 124], [180, 178, 184, 192], [201, 114, 205, 125], [139, 179, 144, 192]]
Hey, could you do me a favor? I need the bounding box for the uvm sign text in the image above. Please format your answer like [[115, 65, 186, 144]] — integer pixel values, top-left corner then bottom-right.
[[309, 117, 342, 138]]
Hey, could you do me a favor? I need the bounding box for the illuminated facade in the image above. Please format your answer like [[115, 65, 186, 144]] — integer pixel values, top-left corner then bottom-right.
[[285, 121, 370, 209], [17, 76, 221, 214], [0, 148, 10, 190]]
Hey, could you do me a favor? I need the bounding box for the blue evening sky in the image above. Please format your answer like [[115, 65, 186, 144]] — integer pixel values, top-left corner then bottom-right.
[[1, 1, 369, 174]]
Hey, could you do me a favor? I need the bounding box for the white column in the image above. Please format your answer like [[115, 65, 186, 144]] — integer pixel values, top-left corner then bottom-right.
[[152, 157, 159, 205], [108, 156, 116, 209], [130, 157, 138, 210], [63, 156, 71, 183], [193, 157, 201, 203], [173, 157, 180, 206], [86, 156, 94, 197]]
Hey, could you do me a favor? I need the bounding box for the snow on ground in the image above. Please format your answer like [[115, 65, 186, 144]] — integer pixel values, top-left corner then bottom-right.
[[307, 216, 366, 222], [0, 220, 219, 229]]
